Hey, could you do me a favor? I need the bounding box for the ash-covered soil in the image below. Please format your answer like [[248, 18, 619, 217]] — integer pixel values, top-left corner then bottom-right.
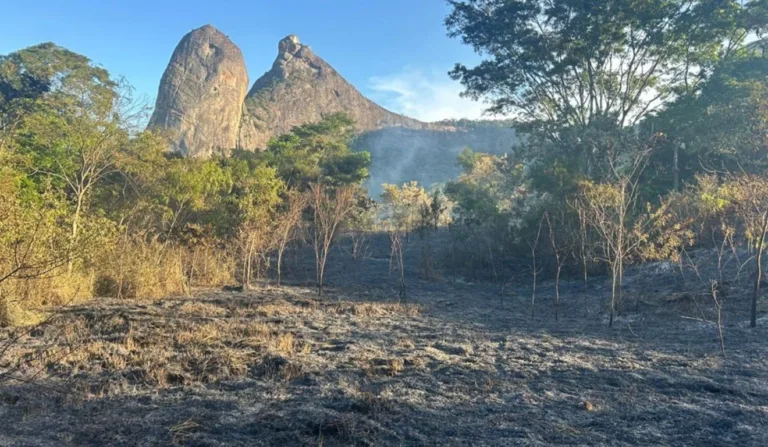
[[2, 236, 768, 446]]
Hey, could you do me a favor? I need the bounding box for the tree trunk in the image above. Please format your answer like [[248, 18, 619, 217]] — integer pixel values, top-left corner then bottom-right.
[[277, 245, 284, 286], [618, 254, 624, 313], [243, 237, 254, 290], [531, 267, 537, 321], [750, 212, 768, 328], [0, 288, 7, 327], [318, 261, 324, 296], [398, 248, 406, 302], [68, 193, 84, 274], [673, 144, 680, 192], [555, 263, 561, 322], [317, 243, 328, 296], [610, 260, 617, 328]]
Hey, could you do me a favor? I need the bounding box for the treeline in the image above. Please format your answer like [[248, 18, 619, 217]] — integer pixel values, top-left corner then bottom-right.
[[0, 43, 373, 326]]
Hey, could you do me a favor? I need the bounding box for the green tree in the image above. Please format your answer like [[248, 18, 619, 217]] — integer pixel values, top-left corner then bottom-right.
[[1, 43, 116, 152], [0, 171, 70, 326], [381, 182, 430, 235], [3, 44, 134, 273], [647, 54, 768, 191], [445, 149, 523, 226], [265, 113, 371, 189], [226, 157, 284, 288], [446, 0, 761, 130], [446, 0, 768, 197]]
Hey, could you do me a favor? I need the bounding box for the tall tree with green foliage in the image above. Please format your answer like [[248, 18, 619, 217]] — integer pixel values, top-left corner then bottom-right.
[[446, 0, 768, 195], [265, 113, 371, 189], [446, 0, 763, 130], [0, 43, 117, 152], [2, 44, 135, 274], [647, 54, 768, 191], [225, 153, 284, 288]]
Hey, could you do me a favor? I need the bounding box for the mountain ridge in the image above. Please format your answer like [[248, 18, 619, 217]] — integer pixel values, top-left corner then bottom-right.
[[148, 25, 517, 190], [237, 34, 438, 150]]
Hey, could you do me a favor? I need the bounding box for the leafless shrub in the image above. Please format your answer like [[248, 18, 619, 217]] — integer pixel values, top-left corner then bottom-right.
[[388, 229, 406, 302], [273, 190, 307, 286], [308, 184, 359, 296]]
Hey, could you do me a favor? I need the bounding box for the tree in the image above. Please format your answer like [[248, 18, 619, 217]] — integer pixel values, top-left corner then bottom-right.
[[158, 157, 229, 243], [224, 154, 284, 289], [544, 210, 571, 321], [422, 189, 449, 232], [713, 174, 768, 327], [344, 195, 377, 262], [4, 43, 121, 236], [446, 0, 759, 131], [1, 43, 116, 152], [0, 172, 71, 326], [381, 181, 430, 236], [444, 150, 526, 280], [381, 182, 431, 300], [529, 213, 545, 320], [308, 183, 359, 295], [572, 149, 650, 327], [4, 45, 143, 273], [388, 228, 407, 301], [446, 149, 518, 224], [273, 190, 307, 285], [266, 113, 371, 190], [647, 55, 768, 190]]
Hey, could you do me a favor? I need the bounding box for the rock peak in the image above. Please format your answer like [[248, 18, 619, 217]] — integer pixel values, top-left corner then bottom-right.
[[279, 35, 301, 54], [239, 35, 429, 150], [191, 24, 224, 36], [147, 23, 249, 157]]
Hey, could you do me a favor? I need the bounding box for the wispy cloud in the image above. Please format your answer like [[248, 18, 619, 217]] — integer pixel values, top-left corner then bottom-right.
[[367, 67, 501, 122]]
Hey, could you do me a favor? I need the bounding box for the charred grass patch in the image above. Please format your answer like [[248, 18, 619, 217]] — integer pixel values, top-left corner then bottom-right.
[[1, 282, 767, 446]]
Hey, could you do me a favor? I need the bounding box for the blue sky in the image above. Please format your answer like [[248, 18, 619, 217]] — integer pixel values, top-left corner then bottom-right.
[[1, 0, 493, 122]]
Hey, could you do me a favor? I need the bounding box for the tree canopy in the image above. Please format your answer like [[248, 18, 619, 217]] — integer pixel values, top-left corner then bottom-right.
[[264, 112, 371, 189], [446, 0, 768, 132]]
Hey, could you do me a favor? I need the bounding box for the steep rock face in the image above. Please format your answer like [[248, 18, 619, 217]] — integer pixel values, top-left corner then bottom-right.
[[238, 35, 431, 149], [148, 25, 249, 157]]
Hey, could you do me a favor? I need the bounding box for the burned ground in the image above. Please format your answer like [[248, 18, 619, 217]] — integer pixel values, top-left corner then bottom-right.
[[1, 235, 767, 446]]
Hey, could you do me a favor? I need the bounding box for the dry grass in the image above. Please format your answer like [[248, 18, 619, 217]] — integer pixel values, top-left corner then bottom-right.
[[389, 357, 405, 375], [94, 238, 188, 300], [2, 291, 328, 394], [344, 302, 421, 317], [184, 244, 236, 287], [0, 269, 95, 328], [0, 300, 45, 327], [169, 419, 201, 445], [257, 300, 311, 317], [177, 301, 228, 317]]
